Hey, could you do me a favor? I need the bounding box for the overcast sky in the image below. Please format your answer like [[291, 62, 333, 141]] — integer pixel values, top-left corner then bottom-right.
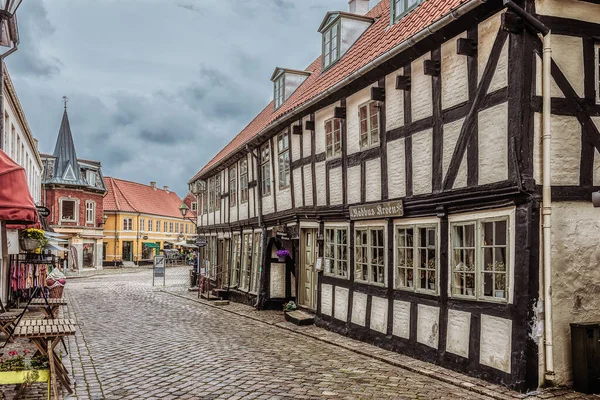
[[7, 0, 353, 196]]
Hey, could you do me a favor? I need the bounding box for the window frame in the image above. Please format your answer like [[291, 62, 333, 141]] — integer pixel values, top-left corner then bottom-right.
[[240, 233, 253, 291], [231, 234, 241, 287], [322, 19, 341, 70], [595, 43, 600, 104], [229, 165, 237, 207], [353, 223, 387, 286], [358, 100, 380, 149], [250, 232, 261, 293], [391, 0, 422, 24], [156, 220, 160, 232], [214, 175, 221, 211], [277, 132, 290, 189], [448, 209, 514, 304], [140, 218, 145, 232], [393, 219, 439, 294], [60, 199, 77, 223], [85, 201, 95, 225], [123, 218, 133, 231], [191, 202, 197, 212], [240, 159, 249, 203], [325, 117, 342, 159], [324, 225, 349, 279], [260, 143, 271, 197], [148, 220, 153, 232], [274, 73, 285, 109]]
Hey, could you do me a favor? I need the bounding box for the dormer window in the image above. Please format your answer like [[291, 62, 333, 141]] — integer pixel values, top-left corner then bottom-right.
[[323, 21, 340, 69], [274, 74, 285, 109], [271, 68, 311, 110], [391, 0, 422, 23]]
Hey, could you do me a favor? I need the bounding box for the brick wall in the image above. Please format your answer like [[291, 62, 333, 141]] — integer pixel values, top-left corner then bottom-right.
[[43, 187, 104, 228]]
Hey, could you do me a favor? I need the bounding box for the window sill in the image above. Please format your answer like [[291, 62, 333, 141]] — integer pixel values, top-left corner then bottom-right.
[[325, 155, 342, 162], [450, 294, 509, 304], [359, 143, 380, 152], [354, 279, 386, 288], [323, 273, 349, 280]]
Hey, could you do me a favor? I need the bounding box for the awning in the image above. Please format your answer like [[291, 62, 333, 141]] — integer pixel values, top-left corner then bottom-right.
[[0, 149, 38, 226], [143, 242, 160, 248], [44, 231, 69, 238], [44, 243, 66, 252], [48, 238, 69, 243]]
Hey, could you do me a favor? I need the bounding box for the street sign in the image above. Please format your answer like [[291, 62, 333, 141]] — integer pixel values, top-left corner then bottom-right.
[[195, 238, 207, 248], [153, 255, 166, 286], [36, 206, 50, 218]]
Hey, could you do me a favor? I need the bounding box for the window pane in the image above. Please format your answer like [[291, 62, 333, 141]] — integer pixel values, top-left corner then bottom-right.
[[495, 220, 507, 246]]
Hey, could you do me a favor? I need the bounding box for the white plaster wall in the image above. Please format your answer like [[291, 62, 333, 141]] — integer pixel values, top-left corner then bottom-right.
[[550, 202, 600, 385], [321, 284, 333, 317], [340, 18, 371, 56], [291, 127, 302, 161], [535, 36, 584, 98], [370, 296, 388, 334], [334, 287, 349, 322], [441, 32, 469, 110], [303, 166, 313, 206], [446, 309, 471, 358], [478, 12, 508, 93], [315, 105, 336, 155], [293, 168, 303, 207], [270, 263, 286, 298], [443, 118, 468, 189], [385, 67, 405, 131], [480, 314, 512, 373], [535, 54, 563, 98], [315, 161, 327, 206], [239, 200, 248, 221], [392, 300, 410, 339], [417, 304, 440, 349], [351, 291, 368, 326], [303, 117, 312, 157], [346, 85, 375, 156], [387, 138, 406, 199], [277, 189, 292, 212], [533, 113, 581, 185], [329, 167, 343, 205], [411, 53, 433, 122], [230, 200, 238, 223], [536, 0, 600, 25], [412, 129, 433, 195], [365, 158, 382, 202], [347, 165, 361, 205], [262, 193, 274, 215], [478, 103, 508, 185]]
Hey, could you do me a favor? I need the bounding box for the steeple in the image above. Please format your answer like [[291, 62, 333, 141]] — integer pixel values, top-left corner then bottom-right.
[[52, 105, 82, 183]]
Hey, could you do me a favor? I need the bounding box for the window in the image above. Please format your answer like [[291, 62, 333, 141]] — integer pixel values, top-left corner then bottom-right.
[[231, 234, 241, 286], [324, 227, 349, 278], [451, 218, 509, 301], [185, 224, 188, 234], [391, 0, 421, 23], [86, 170, 96, 186], [164, 221, 168, 232], [274, 74, 285, 109], [240, 159, 249, 203], [277, 132, 290, 189], [180, 223, 184, 233], [229, 166, 237, 207], [123, 218, 133, 231], [240, 233, 253, 290], [395, 224, 438, 292], [208, 177, 215, 212], [156, 220, 160, 232], [175, 222, 179, 233], [61, 200, 76, 222], [148, 220, 153, 232], [250, 232, 261, 293], [215, 176, 221, 211], [140, 218, 145, 232], [322, 21, 340, 70], [325, 118, 342, 159], [85, 201, 95, 224], [359, 102, 380, 148], [191, 202, 197, 212], [596, 43, 600, 104], [260, 143, 271, 196], [355, 227, 385, 285], [169, 222, 173, 233]]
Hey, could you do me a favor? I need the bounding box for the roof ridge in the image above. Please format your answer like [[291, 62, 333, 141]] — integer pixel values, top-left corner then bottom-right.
[[111, 178, 136, 212]]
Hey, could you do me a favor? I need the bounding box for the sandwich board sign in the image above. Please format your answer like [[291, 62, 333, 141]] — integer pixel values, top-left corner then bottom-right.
[[153, 255, 166, 286]]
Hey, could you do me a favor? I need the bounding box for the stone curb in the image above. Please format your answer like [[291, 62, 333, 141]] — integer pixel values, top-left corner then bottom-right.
[[161, 290, 520, 400]]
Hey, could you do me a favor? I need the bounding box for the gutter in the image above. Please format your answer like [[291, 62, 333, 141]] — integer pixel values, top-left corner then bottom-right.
[[191, 0, 487, 182], [503, 0, 554, 383]]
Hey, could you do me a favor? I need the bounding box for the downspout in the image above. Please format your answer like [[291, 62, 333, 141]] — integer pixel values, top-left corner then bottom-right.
[[503, 0, 554, 382], [248, 146, 265, 309]]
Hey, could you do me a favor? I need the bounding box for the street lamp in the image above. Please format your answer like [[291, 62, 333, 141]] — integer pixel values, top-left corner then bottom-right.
[[0, 0, 21, 152], [0, 0, 22, 19]]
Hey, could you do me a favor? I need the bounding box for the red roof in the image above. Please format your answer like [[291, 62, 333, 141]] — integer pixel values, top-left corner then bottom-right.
[[190, 0, 469, 181], [104, 177, 194, 219]]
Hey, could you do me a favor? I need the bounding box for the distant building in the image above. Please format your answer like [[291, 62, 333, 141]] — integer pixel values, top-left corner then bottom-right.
[[41, 107, 107, 270], [103, 179, 195, 265]]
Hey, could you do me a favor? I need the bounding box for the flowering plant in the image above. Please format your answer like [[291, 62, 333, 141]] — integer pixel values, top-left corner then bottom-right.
[[0, 350, 48, 372], [276, 249, 291, 259], [19, 229, 46, 241]]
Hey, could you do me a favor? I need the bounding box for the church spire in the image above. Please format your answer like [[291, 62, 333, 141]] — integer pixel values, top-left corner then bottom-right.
[[52, 100, 81, 183]]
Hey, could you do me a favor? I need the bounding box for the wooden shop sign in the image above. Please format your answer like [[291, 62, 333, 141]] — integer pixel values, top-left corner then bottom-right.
[[349, 200, 404, 220]]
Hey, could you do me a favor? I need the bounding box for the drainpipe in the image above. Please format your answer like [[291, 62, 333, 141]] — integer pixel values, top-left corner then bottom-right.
[[248, 146, 265, 309], [503, 0, 554, 382]]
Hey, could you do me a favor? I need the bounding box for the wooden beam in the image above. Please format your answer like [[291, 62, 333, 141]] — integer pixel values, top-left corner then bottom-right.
[[371, 87, 386, 102], [423, 59, 441, 76], [395, 75, 411, 91], [457, 38, 477, 57]]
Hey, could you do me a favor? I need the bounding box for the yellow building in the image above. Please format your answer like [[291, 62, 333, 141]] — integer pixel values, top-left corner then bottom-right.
[[103, 178, 196, 264]]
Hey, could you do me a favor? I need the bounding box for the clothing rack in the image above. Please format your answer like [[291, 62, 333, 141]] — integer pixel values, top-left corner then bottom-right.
[[8, 253, 57, 308]]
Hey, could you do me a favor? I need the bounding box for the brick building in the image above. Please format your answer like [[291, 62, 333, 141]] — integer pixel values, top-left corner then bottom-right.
[[41, 106, 106, 270]]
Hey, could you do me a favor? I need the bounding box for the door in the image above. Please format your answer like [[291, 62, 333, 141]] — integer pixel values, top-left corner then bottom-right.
[[122, 241, 133, 262], [300, 229, 318, 309]]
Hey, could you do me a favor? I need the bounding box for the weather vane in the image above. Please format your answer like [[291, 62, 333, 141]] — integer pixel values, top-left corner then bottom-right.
[[62, 95, 69, 110]]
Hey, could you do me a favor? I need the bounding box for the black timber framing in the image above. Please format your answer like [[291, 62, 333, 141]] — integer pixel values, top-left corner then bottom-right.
[[299, 119, 305, 208], [342, 98, 348, 206], [288, 125, 296, 209], [431, 48, 443, 192], [466, 27, 479, 186], [378, 78, 389, 200], [404, 63, 413, 197], [311, 113, 317, 207]]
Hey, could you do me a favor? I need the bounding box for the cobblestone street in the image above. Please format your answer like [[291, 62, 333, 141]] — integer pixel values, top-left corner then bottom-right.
[[3, 266, 589, 400]]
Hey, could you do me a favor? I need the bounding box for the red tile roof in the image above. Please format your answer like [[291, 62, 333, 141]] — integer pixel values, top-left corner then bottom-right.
[[104, 177, 194, 219], [190, 0, 471, 182]]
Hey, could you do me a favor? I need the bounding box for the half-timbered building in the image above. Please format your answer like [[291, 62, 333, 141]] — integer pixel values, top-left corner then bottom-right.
[[188, 0, 600, 391]]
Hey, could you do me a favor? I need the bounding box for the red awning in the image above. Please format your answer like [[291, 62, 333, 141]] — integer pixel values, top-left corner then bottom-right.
[[0, 149, 38, 226]]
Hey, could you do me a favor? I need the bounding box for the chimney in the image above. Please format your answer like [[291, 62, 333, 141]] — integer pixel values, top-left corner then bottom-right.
[[150, 181, 157, 190], [349, 0, 369, 15], [163, 186, 170, 193]]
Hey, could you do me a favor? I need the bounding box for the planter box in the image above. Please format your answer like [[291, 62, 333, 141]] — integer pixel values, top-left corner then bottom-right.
[[0, 369, 50, 384]]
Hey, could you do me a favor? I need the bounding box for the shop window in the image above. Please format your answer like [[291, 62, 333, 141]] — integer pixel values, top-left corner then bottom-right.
[[240, 233, 253, 291], [324, 227, 349, 279], [85, 201, 95, 225], [240, 159, 249, 203], [231, 234, 241, 286], [277, 132, 290, 189], [325, 118, 342, 159], [354, 227, 385, 285], [123, 218, 133, 231], [359, 101, 380, 149], [395, 224, 438, 292], [450, 217, 509, 301], [60, 199, 76, 222], [229, 165, 237, 207], [250, 232, 261, 293], [261, 143, 271, 196]]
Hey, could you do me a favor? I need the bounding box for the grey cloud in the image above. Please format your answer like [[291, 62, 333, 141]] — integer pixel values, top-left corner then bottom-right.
[[177, 3, 204, 15]]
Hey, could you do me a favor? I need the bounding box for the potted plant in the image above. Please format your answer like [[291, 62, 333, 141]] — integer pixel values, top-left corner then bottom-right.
[[19, 229, 47, 252], [276, 249, 291, 262], [465, 274, 475, 296], [0, 350, 49, 387], [492, 261, 506, 298], [283, 301, 297, 312], [407, 269, 414, 288], [427, 259, 436, 289]]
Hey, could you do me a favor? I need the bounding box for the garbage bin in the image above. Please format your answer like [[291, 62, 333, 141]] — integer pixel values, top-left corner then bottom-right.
[[571, 322, 600, 394], [189, 268, 198, 287]]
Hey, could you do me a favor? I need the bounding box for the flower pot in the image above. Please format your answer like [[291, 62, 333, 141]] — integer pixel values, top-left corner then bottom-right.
[[466, 288, 474, 296], [278, 256, 286, 262], [495, 290, 505, 298], [0, 370, 50, 385], [407, 280, 413, 288], [429, 283, 435, 290], [19, 238, 43, 252]]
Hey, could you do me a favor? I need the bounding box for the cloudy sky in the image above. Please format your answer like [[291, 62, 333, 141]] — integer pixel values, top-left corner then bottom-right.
[[7, 0, 354, 196]]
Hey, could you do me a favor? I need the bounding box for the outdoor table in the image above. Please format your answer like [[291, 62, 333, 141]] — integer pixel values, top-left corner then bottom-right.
[[13, 319, 76, 399], [0, 312, 21, 342], [27, 299, 67, 320]]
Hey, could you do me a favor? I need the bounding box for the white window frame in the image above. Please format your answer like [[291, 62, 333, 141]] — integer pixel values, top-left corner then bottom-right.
[[191, 202, 197, 212], [274, 73, 285, 109], [231, 234, 241, 287], [277, 132, 290, 189], [148, 220, 153, 232], [393, 218, 439, 294], [322, 20, 340, 70], [240, 233, 253, 291], [215, 175, 221, 211], [59, 198, 78, 223], [123, 218, 133, 231], [354, 222, 387, 286], [448, 208, 515, 304], [250, 231, 261, 294], [229, 165, 237, 207], [325, 117, 342, 159], [156, 220, 160, 232], [260, 143, 271, 196], [324, 225, 349, 279], [169, 222, 174, 233], [358, 101, 380, 149], [85, 201, 95, 225], [140, 218, 145, 232], [240, 159, 249, 203]]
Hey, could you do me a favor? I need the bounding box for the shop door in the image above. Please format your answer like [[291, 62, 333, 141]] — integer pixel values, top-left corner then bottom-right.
[[122, 241, 133, 262], [300, 229, 318, 309]]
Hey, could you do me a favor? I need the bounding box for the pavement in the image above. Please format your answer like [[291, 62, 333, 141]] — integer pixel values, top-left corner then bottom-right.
[[2, 266, 597, 400]]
